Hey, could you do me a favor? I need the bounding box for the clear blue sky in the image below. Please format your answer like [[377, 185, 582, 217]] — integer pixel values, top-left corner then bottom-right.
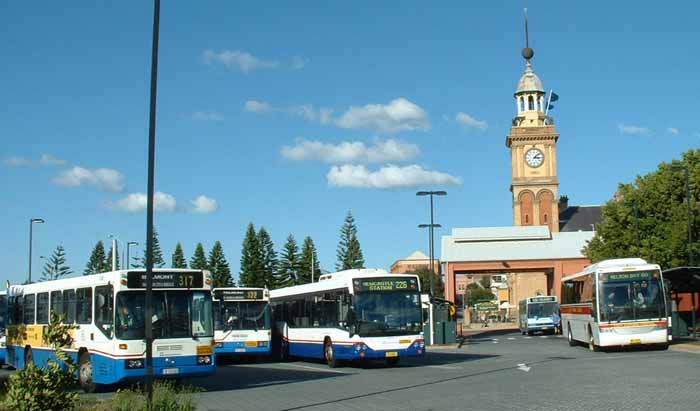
[[2, 1, 698, 285]]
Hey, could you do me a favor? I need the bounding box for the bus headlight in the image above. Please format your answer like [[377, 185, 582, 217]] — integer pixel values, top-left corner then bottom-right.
[[197, 355, 212, 365], [257, 341, 268, 347], [215, 342, 224, 348], [126, 359, 144, 369]]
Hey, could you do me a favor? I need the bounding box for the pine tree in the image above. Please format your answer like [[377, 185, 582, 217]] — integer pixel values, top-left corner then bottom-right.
[[84, 241, 110, 275], [336, 211, 365, 270], [140, 227, 165, 268], [41, 245, 73, 281], [298, 236, 320, 284], [276, 234, 300, 287], [257, 227, 278, 289], [208, 241, 232, 287], [190, 243, 208, 270], [172, 242, 188, 268], [105, 243, 120, 271], [239, 223, 262, 287]]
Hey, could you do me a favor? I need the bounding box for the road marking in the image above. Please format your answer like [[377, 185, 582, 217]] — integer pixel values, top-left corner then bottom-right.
[[517, 363, 531, 372], [524, 336, 532, 339], [279, 363, 349, 374], [492, 341, 499, 344], [425, 365, 460, 370], [507, 337, 516, 340], [539, 336, 548, 338]]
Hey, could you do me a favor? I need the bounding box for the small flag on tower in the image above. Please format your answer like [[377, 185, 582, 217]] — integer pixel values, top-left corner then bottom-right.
[[547, 91, 559, 111]]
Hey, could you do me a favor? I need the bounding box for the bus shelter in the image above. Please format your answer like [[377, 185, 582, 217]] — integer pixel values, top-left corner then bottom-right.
[[663, 266, 700, 339]]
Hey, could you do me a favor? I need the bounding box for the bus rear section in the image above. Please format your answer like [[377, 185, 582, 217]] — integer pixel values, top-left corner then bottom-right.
[[213, 288, 271, 359], [519, 296, 559, 335]]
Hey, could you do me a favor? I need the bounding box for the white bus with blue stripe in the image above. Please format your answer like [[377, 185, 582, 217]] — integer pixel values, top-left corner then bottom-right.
[[270, 269, 425, 367], [519, 296, 559, 335], [0, 291, 6, 365], [213, 287, 271, 359], [5, 269, 215, 392]]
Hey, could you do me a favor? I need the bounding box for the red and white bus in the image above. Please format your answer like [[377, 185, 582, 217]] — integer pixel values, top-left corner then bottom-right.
[[561, 258, 670, 351]]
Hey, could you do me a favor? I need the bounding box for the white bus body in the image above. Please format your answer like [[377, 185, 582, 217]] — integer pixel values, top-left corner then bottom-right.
[[213, 287, 271, 358], [6, 269, 215, 391], [518, 296, 558, 335], [270, 269, 425, 367], [561, 258, 669, 350], [0, 291, 6, 364]]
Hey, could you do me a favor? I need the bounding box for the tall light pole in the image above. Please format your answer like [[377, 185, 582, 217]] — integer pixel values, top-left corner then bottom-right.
[[126, 242, 139, 270], [108, 234, 120, 271], [28, 218, 45, 284], [144, 0, 161, 408], [671, 165, 694, 266], [417, 191, 447, 297], [419, 223, 442, 296]]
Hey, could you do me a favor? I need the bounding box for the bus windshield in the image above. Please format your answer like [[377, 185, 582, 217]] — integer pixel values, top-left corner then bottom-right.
[[528, 302, 557, 319], [353, 291, 422, 337], [115, 291, 213, 340], [599, 271, 666, 322], [214, 301, 270, 331]]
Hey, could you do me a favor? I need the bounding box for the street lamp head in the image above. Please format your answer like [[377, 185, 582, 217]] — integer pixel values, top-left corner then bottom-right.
[[434, 191, 447, 196], [416, 191, 429, 196], [128, 241, 139, 246], [418, 224, 431, 228], [416, 190, 448, 196], [31, 218, 45, 224]]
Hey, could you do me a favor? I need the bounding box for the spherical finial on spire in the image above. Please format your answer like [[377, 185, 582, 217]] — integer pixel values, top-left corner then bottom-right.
[[522, 47, 534, 60]]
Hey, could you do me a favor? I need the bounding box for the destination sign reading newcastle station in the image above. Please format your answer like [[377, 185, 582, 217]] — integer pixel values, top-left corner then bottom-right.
[[213, 289, 264, 301], [353, 277, 418, 293], [126, 271, 204, 289]]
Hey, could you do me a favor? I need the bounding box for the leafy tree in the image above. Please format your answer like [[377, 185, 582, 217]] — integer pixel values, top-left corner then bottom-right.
[[336, 211, 365, 270], [84, 240, 110, 275], [276, 234, 300, 287], [141, 227, 165, 268], [298, 236, 320, 284], [41, 245, 73, 281], [239, 223, 262, 287], [257, 227, 278, 289], [410, 267, 444, 296], [190, 242, 208, 270], [106, 243, 120, 271], [584, 149, 699, 268], [172, 242, 188, 268], [479, 276, 492, 289], [465, 283, 496, 307], [209, 241, 232, 287]]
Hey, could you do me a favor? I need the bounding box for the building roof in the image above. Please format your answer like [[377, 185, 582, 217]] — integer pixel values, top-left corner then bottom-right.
[[515, 61, 544, 94], [559, 205, 603, 232], [441, 226, 593, 263], [403, 250, 429, 261]]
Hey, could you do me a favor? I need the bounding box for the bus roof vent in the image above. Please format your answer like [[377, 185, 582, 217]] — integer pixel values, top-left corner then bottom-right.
[[597, 258, 647, 268]]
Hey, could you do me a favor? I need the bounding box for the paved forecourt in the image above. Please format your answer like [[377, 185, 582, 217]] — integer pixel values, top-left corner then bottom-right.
[[184, 331, 700, 411]]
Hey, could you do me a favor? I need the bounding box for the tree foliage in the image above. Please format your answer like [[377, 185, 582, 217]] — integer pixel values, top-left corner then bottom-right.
[[208, 241, 232, 287], [257, 227, 278, 289], [189, 243, 208, 270], [336, 211, 365, 270], [84, 241, 109, 275], [42, 245, 72, 281], [465, 283, 496, 307], [141, 228, 165, 268], [239, 223, 262, 287], [276, 234, 300, 287], [409, 267, 444, 296], [298, 236, 320, 284], [584, 149, 699, 268], [172, 242, 188, 269]]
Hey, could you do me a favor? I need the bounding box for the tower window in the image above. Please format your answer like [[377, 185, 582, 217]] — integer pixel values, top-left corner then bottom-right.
[[528, 96, 535, 110], [525, 215, 529, 224], [519, 97, 525, 112], [544, 214, 548, 223]]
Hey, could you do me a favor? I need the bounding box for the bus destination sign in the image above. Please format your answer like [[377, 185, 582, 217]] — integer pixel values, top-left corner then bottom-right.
[[605, 271, 654, 282], [353, 277, 418, 293], [214, 289, 264, 301], [126, 271, 203, 289], [529, 296, 557, 303]]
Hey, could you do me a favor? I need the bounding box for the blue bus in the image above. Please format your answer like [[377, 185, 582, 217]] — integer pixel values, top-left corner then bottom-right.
[[213, 288, 271, 360]]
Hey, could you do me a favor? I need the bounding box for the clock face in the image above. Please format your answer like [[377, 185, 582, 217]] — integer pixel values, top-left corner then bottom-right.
[[525, 148, 544, 168]]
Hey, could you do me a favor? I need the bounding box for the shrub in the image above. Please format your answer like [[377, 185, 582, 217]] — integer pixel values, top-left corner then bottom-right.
[[88, 381, 199, 411]]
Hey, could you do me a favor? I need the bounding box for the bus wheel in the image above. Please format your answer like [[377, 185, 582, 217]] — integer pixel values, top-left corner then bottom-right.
[[79, 352, 97, 393], [527, 331, 533, 336], [24, 347, 34, 367], [588, 330, 599, 352], [280, 340, 290, 362], [324, 339, 337, 368], [567, 325, 576, 347]]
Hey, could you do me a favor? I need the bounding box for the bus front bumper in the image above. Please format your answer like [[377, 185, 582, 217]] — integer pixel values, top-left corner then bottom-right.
[[215, 341, 271, 356], [335, 340, 426, 360]]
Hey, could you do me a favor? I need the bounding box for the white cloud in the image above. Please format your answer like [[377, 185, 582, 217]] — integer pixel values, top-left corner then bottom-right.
[[327, 164, 461, 189], [455, 112, 488, 131], [335, 98, 429, 133], [109, 191, 177, 213], [4, 156, 32, 167], [244, 100, 272, 113], [281, 139, 420, 164], [290, 105, 334, 124], [4, 154, 67, 167], [666, 127, 679, 135], [618, 124, 650, 135], [191, 195, 218, 214], [39, 154, 67, 166], [52, 166, 125, 192], [203, 49, 279, 73], [191, 111, 224, 121], [291, 56, 308, 70]]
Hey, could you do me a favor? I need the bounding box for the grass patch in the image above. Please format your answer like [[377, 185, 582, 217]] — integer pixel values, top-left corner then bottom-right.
[[80, 381, 201, 411]]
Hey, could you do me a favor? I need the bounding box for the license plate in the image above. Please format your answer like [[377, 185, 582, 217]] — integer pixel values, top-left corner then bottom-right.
[[235, 348, 246, 353], [385, 351, 398, 358], [163, 368, 179, 375], [630, 339, 641, 344], [245, 341, 257, 347]]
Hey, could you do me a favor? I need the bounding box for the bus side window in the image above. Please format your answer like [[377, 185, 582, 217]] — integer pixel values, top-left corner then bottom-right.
[[64, 290, 77, 324], [95, 285, 114, 337], [23, 294, 36, 325], [76, 287, 93, 324], [50, 290, 64, 319], [36, 292, 49, 324]]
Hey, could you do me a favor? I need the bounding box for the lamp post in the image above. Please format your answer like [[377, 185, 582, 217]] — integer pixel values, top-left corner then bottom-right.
[[126, 242, 139, 270], [108, 234, 120, 271], [416, 191, 447, 296], [418, 223, 442, 296], [28, 218, 45, 284], [671, 165, 693, 267]]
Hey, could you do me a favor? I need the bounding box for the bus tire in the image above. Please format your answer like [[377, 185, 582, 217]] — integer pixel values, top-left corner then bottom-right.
[[324, 338, 337, 368], [588, 328, 599, 352], [24, 346, 34, 367], [279, 339, 290, 362], [527, 331, 533, 336], [567, 325, 576, 347], [78, 351, 97, 393]]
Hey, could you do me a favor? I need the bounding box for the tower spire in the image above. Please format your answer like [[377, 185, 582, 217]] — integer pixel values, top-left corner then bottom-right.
[[522, 8, 534, 61]]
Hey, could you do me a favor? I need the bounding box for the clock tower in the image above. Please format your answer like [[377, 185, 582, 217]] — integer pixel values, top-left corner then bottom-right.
[[506, 23, 560, 232]]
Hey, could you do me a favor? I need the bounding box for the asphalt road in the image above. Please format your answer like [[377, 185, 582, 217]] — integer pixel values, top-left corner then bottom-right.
[[184, 332, 700, 411]]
